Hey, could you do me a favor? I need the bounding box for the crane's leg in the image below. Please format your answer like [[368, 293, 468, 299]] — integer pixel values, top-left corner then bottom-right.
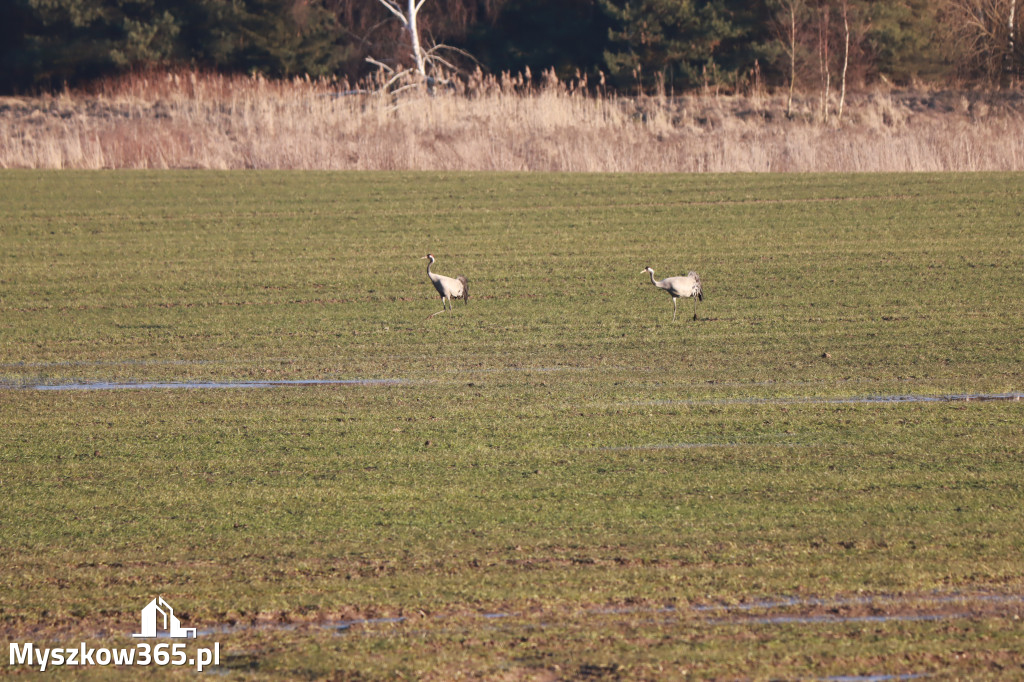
[[693, 295, 698, 321], [427, 296, 448, 319], [672, 297, 678, 322]]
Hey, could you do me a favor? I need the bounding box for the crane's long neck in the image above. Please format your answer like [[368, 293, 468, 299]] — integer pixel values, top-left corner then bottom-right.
[[426, 257, 436, 278], [648, 270, 663, 288]]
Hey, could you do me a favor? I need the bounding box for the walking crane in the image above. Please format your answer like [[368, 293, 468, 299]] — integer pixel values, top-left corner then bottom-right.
[[422, 254, 469, 318], [643, 266, 703, 321]]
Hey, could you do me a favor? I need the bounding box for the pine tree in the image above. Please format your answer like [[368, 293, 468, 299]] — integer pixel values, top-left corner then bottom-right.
[[600, 0, 766, 92]]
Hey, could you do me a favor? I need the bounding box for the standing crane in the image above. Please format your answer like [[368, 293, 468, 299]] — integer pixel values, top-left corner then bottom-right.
[[642, 266, 703, 321], [421, 254, 469, 318]]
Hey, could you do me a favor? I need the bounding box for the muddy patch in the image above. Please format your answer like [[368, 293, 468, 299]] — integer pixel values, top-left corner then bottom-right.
[[183, 590, 1023, 640]]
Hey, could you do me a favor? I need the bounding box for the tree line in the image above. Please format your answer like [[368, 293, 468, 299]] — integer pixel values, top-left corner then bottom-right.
[[1, 0, 1020, 95]]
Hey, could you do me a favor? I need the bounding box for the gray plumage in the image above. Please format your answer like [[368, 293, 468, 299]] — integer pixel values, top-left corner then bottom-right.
[[422, 253, 468, 317], [643, 266, 703, 321]]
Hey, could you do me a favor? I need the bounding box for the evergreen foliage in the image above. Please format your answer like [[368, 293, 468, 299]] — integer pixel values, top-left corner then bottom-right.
[[463, 0, 612, 81], [600, 0, 765, 91], [864, 0, 947, 83], [0, 0, 1018, 93], [0, 0, 343, 91]]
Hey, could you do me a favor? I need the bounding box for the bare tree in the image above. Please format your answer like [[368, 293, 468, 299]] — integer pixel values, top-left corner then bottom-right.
[[364, 0, 478, 91], [837, 0, 850, 122], [374, 0, 428, 75], [940, 0, 1022, 83], [817, 0, 831, 123], [1008, 0, 1018, 78], [769, 0, 809, 117]]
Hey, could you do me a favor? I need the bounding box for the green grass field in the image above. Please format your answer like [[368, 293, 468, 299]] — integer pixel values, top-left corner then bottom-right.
[[2, 171, 1023, 679]]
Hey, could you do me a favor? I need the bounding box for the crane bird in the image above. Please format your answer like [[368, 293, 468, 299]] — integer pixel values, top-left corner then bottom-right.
[[421, 253, 469, 318], [643, 266, 703, 321]]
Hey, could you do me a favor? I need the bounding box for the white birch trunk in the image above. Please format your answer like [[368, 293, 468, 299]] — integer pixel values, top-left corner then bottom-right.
[[407, 0, 426, 76], [1010, 0, 1017, 79], [788, 3, 797, 117], [375, 0, 428, 77], [819, 3, 830, 124], [838, 0, 849, 122]]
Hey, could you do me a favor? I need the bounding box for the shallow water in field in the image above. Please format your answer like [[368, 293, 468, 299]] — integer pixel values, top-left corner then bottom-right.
[[184, 591, 1024, 639], [823, 671, 929, 675], [3, 376, 1021, 405]]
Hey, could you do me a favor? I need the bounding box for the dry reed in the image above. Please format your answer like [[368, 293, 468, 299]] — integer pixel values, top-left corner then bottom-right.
[[1, 70, 1023, 172]]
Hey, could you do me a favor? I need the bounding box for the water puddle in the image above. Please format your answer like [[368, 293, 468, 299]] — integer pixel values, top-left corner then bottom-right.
[[710, 612, 955, 626], [185, 591, 1023, 639], [195, 615, 406, 638], [7, 378, 403, 391], [823, 671, 929, 675], [194, 612, 502, 638], [84, 591, 1021, 680]]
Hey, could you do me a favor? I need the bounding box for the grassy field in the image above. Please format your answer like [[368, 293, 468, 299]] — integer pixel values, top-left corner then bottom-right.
[[2, 170, 1023, 679]]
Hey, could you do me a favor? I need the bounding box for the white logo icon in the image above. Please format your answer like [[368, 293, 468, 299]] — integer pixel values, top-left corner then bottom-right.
[[132, 597, 196, 638]]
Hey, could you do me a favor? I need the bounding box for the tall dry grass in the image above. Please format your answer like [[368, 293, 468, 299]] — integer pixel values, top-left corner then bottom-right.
[[1, 69, 1023, 171]]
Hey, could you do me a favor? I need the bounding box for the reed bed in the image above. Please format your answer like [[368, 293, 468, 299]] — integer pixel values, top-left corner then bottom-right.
[[2, 70, 1023, 171]]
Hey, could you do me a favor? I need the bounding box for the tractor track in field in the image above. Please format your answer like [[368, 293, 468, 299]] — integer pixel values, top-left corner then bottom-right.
[[8, 589, 1021, 644], [2, 372, 1021, 406], [181, 590, 1024, 641]]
